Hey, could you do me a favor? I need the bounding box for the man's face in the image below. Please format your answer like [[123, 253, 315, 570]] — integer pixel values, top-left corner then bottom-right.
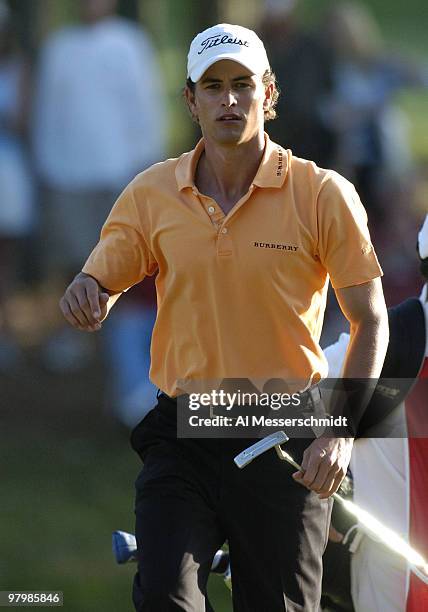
[[186, 60, 272, 146]]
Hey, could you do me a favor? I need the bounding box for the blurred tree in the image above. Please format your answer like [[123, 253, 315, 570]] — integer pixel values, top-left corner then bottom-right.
[[118, 0, 139, 20], [7, 0, 37, 54]]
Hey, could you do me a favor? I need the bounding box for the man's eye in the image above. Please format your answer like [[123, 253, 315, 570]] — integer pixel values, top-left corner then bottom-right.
[[235, 82, 250, 88], [206, 83, 221, 89]]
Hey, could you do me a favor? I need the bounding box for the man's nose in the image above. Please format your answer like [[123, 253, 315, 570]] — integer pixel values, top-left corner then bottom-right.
[[221, 89, 237, 107]]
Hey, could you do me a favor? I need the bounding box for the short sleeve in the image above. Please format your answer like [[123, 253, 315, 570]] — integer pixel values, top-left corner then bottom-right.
[[316, 172, 383, 289], [82, 182, 157, 292]]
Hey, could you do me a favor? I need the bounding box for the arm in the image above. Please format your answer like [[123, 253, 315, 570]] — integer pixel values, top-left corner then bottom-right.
[[335, 277, 389, 379], [59, 181, 157, 331], [294, 278, 389, 498], [59, 272, 122, 332]]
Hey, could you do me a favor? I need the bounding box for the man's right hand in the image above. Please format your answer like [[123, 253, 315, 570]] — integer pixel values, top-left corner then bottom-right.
[[59, 272, 110, 332]]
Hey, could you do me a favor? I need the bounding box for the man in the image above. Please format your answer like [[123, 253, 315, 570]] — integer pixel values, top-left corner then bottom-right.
[[115, 218, 428, 610], [60, 24, 388, 611], [335, 216, 427, 612]]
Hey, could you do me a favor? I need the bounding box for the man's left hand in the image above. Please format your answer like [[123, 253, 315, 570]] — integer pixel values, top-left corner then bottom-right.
[[292, 437, 354, 499]]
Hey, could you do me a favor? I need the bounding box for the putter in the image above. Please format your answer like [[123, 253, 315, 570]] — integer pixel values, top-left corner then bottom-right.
[[234, 431, 428, 585], [234, 431, 290, 468]]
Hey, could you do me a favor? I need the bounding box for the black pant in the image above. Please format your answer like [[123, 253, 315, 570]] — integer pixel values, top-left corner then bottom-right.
[[130, 394, 332, 611]]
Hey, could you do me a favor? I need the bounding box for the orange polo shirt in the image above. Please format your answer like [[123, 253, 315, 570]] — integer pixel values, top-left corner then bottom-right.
[[82, 134, 382, 396]]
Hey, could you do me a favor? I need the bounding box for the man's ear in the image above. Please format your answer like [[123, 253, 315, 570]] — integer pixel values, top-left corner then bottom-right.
[[263, 82, 274, 111]]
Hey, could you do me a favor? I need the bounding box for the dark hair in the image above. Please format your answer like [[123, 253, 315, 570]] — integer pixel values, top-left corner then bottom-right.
[[184, 69, 280, 122]]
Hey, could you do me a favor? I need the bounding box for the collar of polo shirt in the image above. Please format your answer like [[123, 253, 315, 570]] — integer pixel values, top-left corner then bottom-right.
[[175, 132, 289, 192]]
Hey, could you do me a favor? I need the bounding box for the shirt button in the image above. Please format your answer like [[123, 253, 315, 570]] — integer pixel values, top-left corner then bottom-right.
[[208, 206, 215, 214], [221, 227, 228, 234]]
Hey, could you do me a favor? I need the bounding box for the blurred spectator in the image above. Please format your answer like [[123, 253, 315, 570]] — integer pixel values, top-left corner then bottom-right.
[[32, 0, 166, 426], [0, 0, 34, 370], [321, 1, 427, 224], [259, 0, 336, 167], [33, 0, 166, 281]]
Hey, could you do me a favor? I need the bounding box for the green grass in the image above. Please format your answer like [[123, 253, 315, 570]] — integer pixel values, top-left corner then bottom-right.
[[1, 420, 232, 611]]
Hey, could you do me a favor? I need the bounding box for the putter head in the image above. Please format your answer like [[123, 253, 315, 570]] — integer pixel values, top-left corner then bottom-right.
[[112, 530, 137, 564], [234, 431, 289, 468]]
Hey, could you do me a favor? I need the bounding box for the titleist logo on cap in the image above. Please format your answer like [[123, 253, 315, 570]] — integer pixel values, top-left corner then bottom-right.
[[187, 24, 270, 82], [198, 34, 250, 55]]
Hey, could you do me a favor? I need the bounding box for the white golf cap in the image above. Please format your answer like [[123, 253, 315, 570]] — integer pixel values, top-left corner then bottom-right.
[[187, 23, 270, 83]]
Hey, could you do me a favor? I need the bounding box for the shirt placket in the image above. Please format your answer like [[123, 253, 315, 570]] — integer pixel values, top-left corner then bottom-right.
[[194, 186, 256, 257]]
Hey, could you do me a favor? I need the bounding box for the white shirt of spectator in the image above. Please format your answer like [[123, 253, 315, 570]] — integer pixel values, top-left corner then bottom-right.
[[418, 215, 428, 259], [33, 17, 166, 190]]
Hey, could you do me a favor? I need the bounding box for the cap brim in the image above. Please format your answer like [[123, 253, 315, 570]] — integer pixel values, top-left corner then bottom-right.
[[189, 53, 264, 83]]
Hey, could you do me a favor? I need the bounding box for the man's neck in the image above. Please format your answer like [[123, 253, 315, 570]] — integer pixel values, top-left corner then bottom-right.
[[195, 132, 265, 207]]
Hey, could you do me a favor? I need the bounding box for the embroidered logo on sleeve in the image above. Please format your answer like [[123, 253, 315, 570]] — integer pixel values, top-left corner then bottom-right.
[[276, 147, 283, 176]]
